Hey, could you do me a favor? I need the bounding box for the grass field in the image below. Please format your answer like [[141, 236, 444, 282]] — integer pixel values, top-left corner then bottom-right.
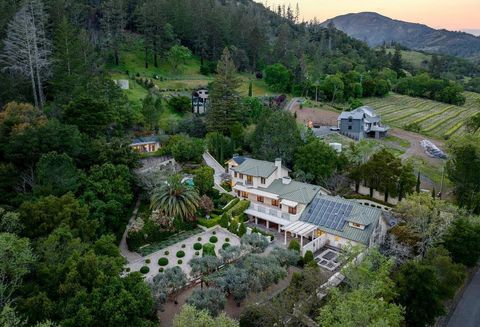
[[386, 49, 431, 70], [363, 92, 480, 139]]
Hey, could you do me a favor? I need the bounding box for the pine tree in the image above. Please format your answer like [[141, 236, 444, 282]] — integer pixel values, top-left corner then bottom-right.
[[206, 48, 242, 134], [100, 0, 126, 66], [391, 46, 403, 75], [248, 81, 252, 97]]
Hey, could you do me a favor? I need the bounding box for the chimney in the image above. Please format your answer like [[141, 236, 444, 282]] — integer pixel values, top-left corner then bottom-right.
[[275, 158, 282, 179], [282, 176, 292, 185]]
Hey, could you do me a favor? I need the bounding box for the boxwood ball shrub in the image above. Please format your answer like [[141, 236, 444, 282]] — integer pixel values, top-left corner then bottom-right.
[[159, 268, 164, 273], [209, 236, 218, 243], [176, 250, 185, 258], [177, 259, 183, 264], [197, 237, 202, 241], [193, 243, 202, 250], [225, 237, 230, 242], [158, 257, 169, 266], [195, 251, 199, 256], [140, 266, 150, 274], [213, 231, 217, 235], [164, 251, 169, 255], [181, 244, 186, 248], [125, 267, 131, 272], [222, 243, 231, 250], [145, 259, 151, 264]]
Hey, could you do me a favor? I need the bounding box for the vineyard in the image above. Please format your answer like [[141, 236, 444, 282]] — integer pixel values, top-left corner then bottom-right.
[[363, 92, 480, 139]]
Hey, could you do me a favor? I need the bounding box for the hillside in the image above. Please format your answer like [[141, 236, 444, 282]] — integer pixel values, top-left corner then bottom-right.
[[321, 12, 480, 60], [362, 92, 480, 139]]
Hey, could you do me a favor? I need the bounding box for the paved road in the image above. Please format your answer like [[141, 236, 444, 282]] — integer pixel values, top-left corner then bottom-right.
[[285, 97, 301, 113], [448, 268, 480, 327], [202, 151, 224, 185]]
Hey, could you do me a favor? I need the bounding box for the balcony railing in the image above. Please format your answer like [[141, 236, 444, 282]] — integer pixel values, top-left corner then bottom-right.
[[249, 202, 300, 221]]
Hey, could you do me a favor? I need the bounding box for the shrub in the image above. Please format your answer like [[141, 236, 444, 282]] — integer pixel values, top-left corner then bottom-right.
[[125, 267, 130, 272], [228, 220, 239, 234], [222, 243, 231, 250], [288, 239, 301, 252], [198, 216, 221, 228], [304, 250, 314, 264], [209, 236, 218, 243], [164, 251, 169, 255], [193, 243, 202, 250], [176, 250, 185, 258], [145, 259, 151, 264], [159, 268, 164, 273], [203, 243, 216, 257], [140, 266, 150, 274], [241, 233, 269, 253], [213, 231, 216, 235], [225, 237, 230, 242], [181, 244, 186, 248], [177, 259, 183, 264], [195, 251, 200, 256], [197, 237, 202, 241], [238, 223, 247, 237], [219, 213, 230, 228], [158, 257, 169, 266]]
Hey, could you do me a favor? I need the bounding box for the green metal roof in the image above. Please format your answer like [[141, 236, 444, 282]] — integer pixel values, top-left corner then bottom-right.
[[259, 179, 320, 204], [300, 194, 382, 245], [232, 159, 278, 178]]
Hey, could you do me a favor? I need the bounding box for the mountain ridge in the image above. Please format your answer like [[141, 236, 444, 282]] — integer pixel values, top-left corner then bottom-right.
[[320, 12, 480, 60]]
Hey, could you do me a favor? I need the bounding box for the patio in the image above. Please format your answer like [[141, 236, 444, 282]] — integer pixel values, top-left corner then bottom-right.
[[315, 248, 341, 271]]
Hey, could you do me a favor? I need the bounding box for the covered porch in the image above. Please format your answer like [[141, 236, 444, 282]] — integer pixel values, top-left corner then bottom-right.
[[281, 221, 329, 255]]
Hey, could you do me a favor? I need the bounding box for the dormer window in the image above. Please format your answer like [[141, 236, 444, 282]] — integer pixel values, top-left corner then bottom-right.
[[348, 116, 353, 122], [349, 222, 365, 230], [261, 177, 266, 184]]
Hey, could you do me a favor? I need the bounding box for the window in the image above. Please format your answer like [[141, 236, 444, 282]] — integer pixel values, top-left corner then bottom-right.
[[288, 206, 297, 214], [257, 196, 264, 203], [261, 177, 266, 184], [348, 116, 353, 122], [271, 199, 279, 207], [234, 172, 238, 178], [239, 173, 244, 179], [348, 126, 352, 130], [247, 175, 253, 184], [241, 191, 248, 198], [236, 191, 241, 197]]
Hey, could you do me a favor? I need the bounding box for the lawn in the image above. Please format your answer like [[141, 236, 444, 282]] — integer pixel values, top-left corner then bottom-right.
[[363, 92, 480, 139], [138, 227, 204, 256], [386, 49, 431, 70]]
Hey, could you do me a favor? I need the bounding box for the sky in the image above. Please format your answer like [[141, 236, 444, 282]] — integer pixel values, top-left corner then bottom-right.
[[255, 0, 480, 31]]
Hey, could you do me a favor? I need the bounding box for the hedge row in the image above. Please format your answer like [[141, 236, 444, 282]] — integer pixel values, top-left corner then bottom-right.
[[198, 215, 221, 228], [223, 198, 240, 212], [226, 200, 251, 217]]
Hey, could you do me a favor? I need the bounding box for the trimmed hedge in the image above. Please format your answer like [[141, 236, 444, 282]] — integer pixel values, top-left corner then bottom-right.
[[164, 251, 169, 255], [193, 243, 202, 250], [158, 257, 169, 266], [159, 268, 164, 273], [203, 243, 216, 257], [198, 216, 221, 228], [226, 200, 250, 217], [213, 231, 216, 235], [145, 259, 151, 264], [209, 236, 218, 243], [222, 243, 231, 250], [176, 250, 185, 258], [181, 244, 186, 248], [223, 198, 240, 212], [177, 259, 183, 264], [195, 251, 200, 256], [140, 266, 150, 274], [225, 238, 230, 242], [197, 237, 202, 241]]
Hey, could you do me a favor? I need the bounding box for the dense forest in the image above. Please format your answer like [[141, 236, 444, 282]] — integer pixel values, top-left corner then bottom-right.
[[1, 0, 480, 326]]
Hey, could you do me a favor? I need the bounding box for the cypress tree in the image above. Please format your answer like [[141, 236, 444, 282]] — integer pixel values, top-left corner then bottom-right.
[[248, 81, 253, 97], [416, 171, 421, 193], [206, 48, 242, 134]]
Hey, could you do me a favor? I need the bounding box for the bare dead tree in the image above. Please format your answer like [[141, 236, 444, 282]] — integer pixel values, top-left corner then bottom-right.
[[0, 0, 51, 110]]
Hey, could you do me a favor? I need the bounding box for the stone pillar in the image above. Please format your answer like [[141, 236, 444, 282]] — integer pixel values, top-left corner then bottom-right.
[[284, 230, 287, 245], [255, 217, 258, 225], [266, 220, 270, 229]]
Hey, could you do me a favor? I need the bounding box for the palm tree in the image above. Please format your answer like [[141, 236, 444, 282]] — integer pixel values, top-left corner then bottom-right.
[[151, 174, 200, 221]]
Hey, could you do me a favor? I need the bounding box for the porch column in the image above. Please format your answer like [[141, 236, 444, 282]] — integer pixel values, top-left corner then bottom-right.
[[255, 217, 258, 224], [301, 235, 303, 247], [284, 230, 287, 245], [266, 221, 270, 229], [278, 225, 281, 233]]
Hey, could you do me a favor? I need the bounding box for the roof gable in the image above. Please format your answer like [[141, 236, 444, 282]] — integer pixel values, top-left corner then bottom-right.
[[259, 179, 320, 204]]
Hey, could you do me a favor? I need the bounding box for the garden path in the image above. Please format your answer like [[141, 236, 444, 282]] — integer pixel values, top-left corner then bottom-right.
[[119, 196, 143, 263]]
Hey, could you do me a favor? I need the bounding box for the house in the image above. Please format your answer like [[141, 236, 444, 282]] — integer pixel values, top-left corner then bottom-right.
[[230, 157, 386, 254], [130, 136, 161, 153], [338, 106, 389, 140], [192, 89, 209, 114], [225, 154, 248, 172]]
